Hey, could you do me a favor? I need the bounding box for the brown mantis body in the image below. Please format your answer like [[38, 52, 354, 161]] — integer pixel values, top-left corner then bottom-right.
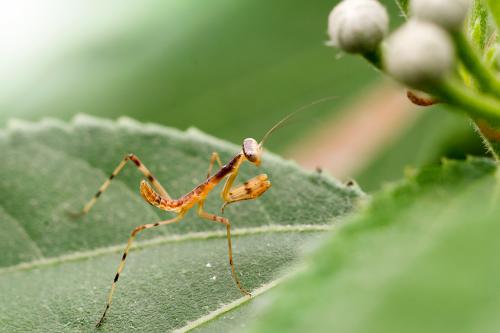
[[76, 138, 272, 327]]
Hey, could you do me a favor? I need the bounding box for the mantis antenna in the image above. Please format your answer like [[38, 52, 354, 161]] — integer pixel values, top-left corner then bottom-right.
[[259, 96, 338, 146]]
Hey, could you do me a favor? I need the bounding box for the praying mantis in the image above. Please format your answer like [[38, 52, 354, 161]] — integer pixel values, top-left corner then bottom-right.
[[73, 112, 299, 327]]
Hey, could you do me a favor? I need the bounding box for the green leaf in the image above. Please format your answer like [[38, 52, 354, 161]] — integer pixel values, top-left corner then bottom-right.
[[355, 108, 485, 191], [0, 1, 403, 153], [487, 0, 500, 32], [0, 115, 362, 332], [394, 0, 409, 17], [242, 157, 500, 333], [469, 0, 490, 49]]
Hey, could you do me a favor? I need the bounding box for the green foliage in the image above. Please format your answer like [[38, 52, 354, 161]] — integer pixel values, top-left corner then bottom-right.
[[394, 0, 409, 17], [470, 0, 490, 49], [487, 0, 500, 31], [355, 108, 485, 191], [1, 0, 481, 192], [0, 116, 361, 332], [2, 3, 499, 332], [243, 157, 499, 333], [0, 0, 404, 153]]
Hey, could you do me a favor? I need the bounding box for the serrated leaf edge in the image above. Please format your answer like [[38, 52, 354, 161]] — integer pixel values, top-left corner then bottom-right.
[[0, 114, 361, 196]]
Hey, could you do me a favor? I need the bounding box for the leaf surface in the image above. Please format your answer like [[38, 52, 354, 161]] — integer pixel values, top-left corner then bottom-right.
[[214, 158, 500, 333], [487, 0, 500, 31], [0, 115, 361, 332]]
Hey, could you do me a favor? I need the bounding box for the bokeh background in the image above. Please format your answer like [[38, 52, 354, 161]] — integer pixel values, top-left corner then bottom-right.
[[0, 0, 485, 191]]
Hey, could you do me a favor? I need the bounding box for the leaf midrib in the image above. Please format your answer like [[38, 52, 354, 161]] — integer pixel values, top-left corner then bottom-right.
[[173, 276, 287, 333], [0, 224, 333, 275]]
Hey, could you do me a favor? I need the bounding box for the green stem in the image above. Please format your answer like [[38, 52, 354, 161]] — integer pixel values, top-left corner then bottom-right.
[[473, 121, 500, 161], [430, 79, 500, 125], [431, 79, 500, 159], [362, 47, 383, 70], [453, 32, 500, 99]]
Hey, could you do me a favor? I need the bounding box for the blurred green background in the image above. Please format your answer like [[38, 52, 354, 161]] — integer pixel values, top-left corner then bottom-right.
[[0, 0, 485, 191]]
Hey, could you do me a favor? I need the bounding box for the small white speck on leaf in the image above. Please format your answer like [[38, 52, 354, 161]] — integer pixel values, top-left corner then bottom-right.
[[206, 263, 212, 268], [211, 275, 217, 281]]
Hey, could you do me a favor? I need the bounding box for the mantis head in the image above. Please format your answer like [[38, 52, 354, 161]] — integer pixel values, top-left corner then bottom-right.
[[242, 138, 262, 166]]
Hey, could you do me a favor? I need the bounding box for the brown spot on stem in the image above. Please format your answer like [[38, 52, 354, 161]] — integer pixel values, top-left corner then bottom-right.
[[406, 90, 438, 106]]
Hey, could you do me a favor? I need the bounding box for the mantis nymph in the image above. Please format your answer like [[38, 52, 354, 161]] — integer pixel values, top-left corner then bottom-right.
[[73, 112, 302, 327]]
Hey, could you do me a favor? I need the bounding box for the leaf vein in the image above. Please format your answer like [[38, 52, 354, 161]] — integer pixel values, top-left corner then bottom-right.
[[0, 224, 332, 275]]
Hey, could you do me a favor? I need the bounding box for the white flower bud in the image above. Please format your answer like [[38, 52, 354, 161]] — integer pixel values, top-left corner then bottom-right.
[[385, 20, 455, 88], [327, 0, 389, 54], [410, 0, 471, 31]]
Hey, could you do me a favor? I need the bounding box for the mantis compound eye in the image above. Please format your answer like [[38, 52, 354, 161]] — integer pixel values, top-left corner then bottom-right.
[[242, 138, 261, 164]]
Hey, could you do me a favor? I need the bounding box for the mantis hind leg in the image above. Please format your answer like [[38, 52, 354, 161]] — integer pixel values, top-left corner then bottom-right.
[[69, 153, 171, 217], [96, 213, 185, 327], [197, 202, 251, 296]]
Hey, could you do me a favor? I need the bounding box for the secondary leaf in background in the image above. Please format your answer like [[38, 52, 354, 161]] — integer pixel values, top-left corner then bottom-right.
[[243, 157, 499, 333], [394, 0, 409, 17], [487, 0, 500, 31], [0, 0, 485, 194], [355, 107, 485, 191], [0, 115, 361, 332], [0, 0, 403, 153], [469, 0, 490, 49]]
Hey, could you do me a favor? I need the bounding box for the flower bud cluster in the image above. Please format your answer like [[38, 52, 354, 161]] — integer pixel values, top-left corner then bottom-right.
[[327, 0, 472, 88]]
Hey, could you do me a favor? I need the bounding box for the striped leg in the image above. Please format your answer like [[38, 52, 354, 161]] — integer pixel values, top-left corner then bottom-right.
[[206, 152, 222, 178], [197, 202, 251, 296], [96, 213, 185, 327], [221, 174, 272, 213], [71, 154, 171, 217]]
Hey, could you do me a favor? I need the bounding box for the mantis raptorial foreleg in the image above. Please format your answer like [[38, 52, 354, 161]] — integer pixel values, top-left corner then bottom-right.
[[221, 174, 272, 213]]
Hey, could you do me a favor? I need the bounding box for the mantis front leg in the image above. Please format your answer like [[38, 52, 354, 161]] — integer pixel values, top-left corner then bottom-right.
[[221, 174, 272, 213]]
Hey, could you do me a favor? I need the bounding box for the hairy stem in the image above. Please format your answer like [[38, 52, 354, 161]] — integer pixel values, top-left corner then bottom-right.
[[453, 32, 500, 99], [431, 79, 500, 159], [431, 79, 500, 122]]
